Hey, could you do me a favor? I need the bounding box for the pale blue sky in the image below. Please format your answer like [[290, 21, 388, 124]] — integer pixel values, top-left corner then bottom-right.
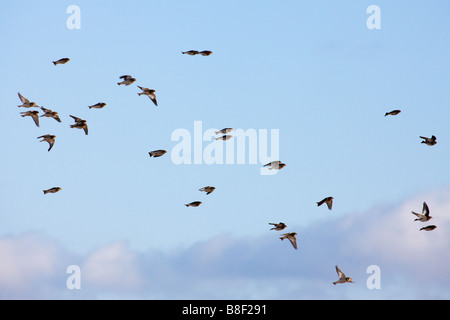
[[1, 1, 449, 299]]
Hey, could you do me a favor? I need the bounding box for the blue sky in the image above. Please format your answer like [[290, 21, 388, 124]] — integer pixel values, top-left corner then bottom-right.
[[1, 1, 449, 299]]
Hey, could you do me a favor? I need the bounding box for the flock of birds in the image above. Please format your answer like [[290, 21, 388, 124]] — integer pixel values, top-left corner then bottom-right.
[[16, 52, 439, 287]]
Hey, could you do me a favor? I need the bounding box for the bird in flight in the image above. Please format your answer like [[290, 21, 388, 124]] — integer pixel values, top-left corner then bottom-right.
[[17, 92, 38, 108], [52, 58, 70, 66], [148, 150, 167, 158], [88, 102, 107, 109], [199, 50, 213, 56], [215, 135, 233, 141], [317, 197, 334, 210], [280, 232, 298, 249], [199, 186, 215, 195], [20, 110, 40, 127], [43, 187, 61, 194], [37, 134, 56, 151], [263, 161, 286, 170], [185, 201, 202, 207], [420, 225, 437, 231], [269, 222, 287, 231], [333, 265, 354, 285], [215, 128, 233, 135], [117, 75, 136, 86], [40, 107, 61, 122], [137, 86, 158, 106], [182, 50, 199, 55], [385, 110, 401, 116], [420, 135, 437, 146], [412, 202, 433, 222], [70, 115, 88, 135]]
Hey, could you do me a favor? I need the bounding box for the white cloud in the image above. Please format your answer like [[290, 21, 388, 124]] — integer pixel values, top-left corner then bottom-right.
[[0, 189, 449, 299]]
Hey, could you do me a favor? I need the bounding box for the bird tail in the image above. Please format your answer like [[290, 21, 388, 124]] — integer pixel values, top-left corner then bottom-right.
[[43, 190, 48, 194], [52, 61, 56, 66]]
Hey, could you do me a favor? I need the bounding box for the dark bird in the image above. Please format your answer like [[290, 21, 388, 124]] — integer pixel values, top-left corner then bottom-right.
[[117, 75, 136, 86], [43, 187, 61, 194], [215, 135, 233, 141], [280, 232, 298, 249], [52, 58, 70, 66], [182, 50, 199, 55], [185, 201, 202, 207], [20, 110, 40, 127], [412, 201, 433, 222], [149, 149, 167, 158], [37, 134, 56, 151], [199, 186, 215, 195], [199, 50, 213, 56], [215, 128, 233, 135], [17, 92, 37, 108], [333, 265, 354, 285], [70, 115, 88, 135], [420, 225, 437, 231], [137, 86, 158, 106], [88, 102, 106, 109], [269, 222, 287, 231], [40, 107, 61, 122], [263, 161, 286, 170], [420, 135, 437, 146], [317, 197, 334, 210], [385, 110, 401, 116]]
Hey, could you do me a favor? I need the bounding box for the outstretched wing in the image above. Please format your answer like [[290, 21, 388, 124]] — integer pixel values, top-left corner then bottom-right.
[[289, 236, 297, 249], [335, 265, 345, 279], [422, 202, 430, 217], [18, 92, 29, 104]]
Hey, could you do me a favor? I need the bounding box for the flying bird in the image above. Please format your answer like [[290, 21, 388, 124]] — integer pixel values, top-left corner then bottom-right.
[[263, 161, 286, 170], [37, 134, 56, 151], [385, 110, 401, 116], [280, 232, 297, 249], [117, 75, 136, 86], [412, 202, 433, 222], [420, 225, 437, 231], [185, 201, 202, 207], [148, 149, 167, 158], [269, 222, 287, 231], [70, 115, 88, 135], [199, 50, 213, 56], [20, 110, 40, 127], [199, 186, 215, 195], [333, 265, 354, 285], [40, 107, 61, 122], [88, 102, 106, 109], [420, 135, 437, 146], [52, 58, 70, 66], [137, 86, 158, 106], [317, 197, 334, 210], [43, 187, 61, 194], [17, 92, 37, 108], [215, 128, 233, 135], [215, 135, 233, 141], [182, 50, 199, 55]]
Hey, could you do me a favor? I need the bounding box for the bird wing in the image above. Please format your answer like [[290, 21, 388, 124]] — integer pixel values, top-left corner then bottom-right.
[[83, 124, 88, 135], [289, 236, 297, 249], [70, 115, 83, 122], [120, 75, 132, 80], [411, 211, 422, 218], [48, 139, 54, 151], [422, 202, 430, 217], [18, 92, 29, 104], [335, 265, 345, 279], [31, 113, 40, 127], [326, 198, 333, 210], [317, 198, 325, 206], [148, 93, 158, 106]]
